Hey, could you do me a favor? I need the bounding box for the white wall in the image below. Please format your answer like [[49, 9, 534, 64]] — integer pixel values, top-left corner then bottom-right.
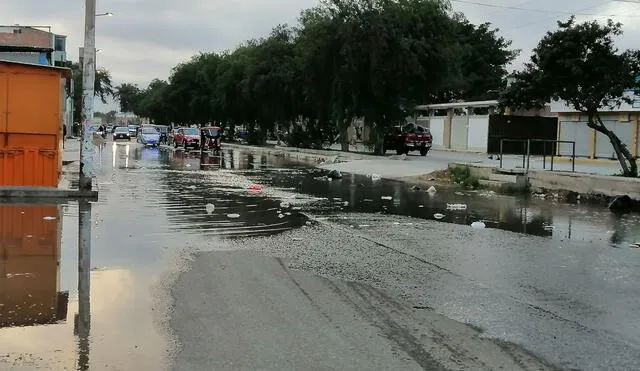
[[450, 117, 468, 150], [467, 115, 489, 152], [429, 117, 445, 148]]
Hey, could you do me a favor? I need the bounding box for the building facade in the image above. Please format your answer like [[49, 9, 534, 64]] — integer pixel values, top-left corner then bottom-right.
[[0, 25, 72, 137], [550, 96, 640, 159]]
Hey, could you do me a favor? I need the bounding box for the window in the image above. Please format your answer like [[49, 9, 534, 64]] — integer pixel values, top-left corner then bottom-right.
[[54, 36, 66, 52]]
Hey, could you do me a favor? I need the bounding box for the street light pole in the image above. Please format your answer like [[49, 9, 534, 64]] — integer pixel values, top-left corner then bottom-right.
[[80, 0, 96, 191]]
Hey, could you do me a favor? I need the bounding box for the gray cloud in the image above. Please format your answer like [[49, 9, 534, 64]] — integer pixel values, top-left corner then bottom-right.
[[3, 0, 640, 111]]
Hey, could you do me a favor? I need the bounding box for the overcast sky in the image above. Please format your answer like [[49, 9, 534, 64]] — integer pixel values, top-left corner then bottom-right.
[[3, 0, 640, 112]]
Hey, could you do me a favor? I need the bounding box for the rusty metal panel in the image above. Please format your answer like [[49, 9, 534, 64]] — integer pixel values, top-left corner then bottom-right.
[[0, 146, 59, 187]]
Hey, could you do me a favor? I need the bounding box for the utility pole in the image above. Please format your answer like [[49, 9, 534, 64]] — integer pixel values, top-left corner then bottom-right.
[[80, 0, 96, 191]]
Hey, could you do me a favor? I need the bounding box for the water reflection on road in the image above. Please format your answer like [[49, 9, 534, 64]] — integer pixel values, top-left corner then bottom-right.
[[1, 142, 639, 369]]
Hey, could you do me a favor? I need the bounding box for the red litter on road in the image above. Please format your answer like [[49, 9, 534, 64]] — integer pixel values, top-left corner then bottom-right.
[[248, 185, 263, 191]]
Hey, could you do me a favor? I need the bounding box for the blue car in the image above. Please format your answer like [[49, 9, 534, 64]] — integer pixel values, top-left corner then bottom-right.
[[138, 127, 160, 147]]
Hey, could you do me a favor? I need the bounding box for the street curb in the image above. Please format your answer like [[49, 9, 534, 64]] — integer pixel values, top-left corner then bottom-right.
[[552, 157, 619, 165], [0, 187, 98, 199]]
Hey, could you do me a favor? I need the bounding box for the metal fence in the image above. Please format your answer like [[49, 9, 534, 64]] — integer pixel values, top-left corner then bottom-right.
[[499, 139, 576, 173]]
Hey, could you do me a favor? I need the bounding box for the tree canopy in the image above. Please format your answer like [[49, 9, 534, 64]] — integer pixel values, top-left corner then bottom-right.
[[500, 17, 640, 177], [71, 63, 114, 123], [121, 0, 516, 152]]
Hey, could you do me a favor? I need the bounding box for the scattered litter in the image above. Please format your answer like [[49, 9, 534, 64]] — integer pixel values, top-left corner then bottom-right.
[[543, 225, 555, 231], [43, 216, 56, 221], [455, 192, 465, 196], [280, 202, 291, 209], [433, 213, 445, 220], [427, 186, 437, 193], [358, 225, 371, 228], [393, 222, 401, 225], [343, 201, 349, 206], [381, 196, 393, 200], [185, 164, 192, 167], [205, 203, 215, 215], [278, 214, 285, 219], [446, 203, 468, 210], [248, 184, 263, 191], [471, 221, 486, 229], [187, 185, 197, 190], [418, 205, 424, 208], [369, 173, 382, 181], [630, 242, 640, 248], [305, 221, 312, 226], [285, 212, 292, 216], [428, 178, 436, 181], [411, 186, 421, 191], [226, 214, 241, 218]]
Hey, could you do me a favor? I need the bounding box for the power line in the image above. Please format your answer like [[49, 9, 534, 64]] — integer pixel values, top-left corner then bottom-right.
[[451, 0, 640, 17], [505, 0, 614, 31]]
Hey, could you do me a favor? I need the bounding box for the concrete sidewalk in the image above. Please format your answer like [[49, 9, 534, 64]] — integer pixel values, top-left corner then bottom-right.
[[224, 142, 622, 180]]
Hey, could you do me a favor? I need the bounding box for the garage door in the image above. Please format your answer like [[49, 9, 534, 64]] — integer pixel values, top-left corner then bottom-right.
[[595, 121, 633, 159], [559, 121, 591, 157]]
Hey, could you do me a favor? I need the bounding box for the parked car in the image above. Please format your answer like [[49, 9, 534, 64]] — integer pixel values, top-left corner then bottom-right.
[[113, 126, 131, 141], [384, 123, 433, 156], [174, 127, 201, 149], [201, 126, 223, 151], [138, 126, 160, 147], [128, 124, 140, 137]]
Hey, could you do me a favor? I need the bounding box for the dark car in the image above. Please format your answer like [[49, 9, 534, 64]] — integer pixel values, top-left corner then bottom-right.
[[113, 126, 131, 141], [384, 123, 433, 156]]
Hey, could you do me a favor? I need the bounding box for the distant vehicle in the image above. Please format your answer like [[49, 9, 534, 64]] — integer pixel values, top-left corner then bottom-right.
[[201, 126, 223, 151], [113, 126, 131, 141], [128, 124, 140, 137], [138, 126, 160, 147], [384, 123, 433, 156], [106, 124, 114, 132], [174, 127, 201, 149]]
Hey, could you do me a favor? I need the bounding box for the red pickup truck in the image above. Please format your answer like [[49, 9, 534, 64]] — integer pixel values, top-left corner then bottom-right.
[[384, 123, 433, 156]]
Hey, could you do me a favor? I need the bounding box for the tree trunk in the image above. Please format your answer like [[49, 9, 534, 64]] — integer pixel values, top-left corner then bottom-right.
[[339, 116, 351, 152], [588, 114, 638, 177]]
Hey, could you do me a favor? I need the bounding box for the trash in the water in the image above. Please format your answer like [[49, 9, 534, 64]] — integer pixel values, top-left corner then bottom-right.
[[411, 186, 421, 191], [630, 242, 640, 248], [205, 203, 215, 215], [418, 205, 424, 208], [285, 212, 292, 216], [543, 225, 555, 231], [280, 202, 291, 209], [359, 224, 371, 228], [455, 192, 464, 196], [328, 170, 343, 179], [363, 199, 373, 202], [393, 222, 400, 225], [446, 203, 467, 210], [427, 186, 437, 193], [306, 221, 312, 225], [43, 216, 56, 220], [343, 201, 349, 206], [185, 163, 192, 167], [471, 221, 486, 229], [369, 173, 382, 181], [248, 184, 263, 191], [433, 213, 445, 220], [227, 214, 241, 218], [187, 185, 197, 190], [381, 196, 393, 200], [278, 214, 285, 219]]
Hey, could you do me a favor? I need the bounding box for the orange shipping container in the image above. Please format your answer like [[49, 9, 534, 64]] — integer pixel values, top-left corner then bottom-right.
[[0, 61, 71, 187]]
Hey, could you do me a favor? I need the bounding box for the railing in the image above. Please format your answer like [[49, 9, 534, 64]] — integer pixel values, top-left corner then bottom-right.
[[499, 139, 576, 173]]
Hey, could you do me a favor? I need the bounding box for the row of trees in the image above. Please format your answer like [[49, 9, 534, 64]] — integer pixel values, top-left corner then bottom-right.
[[113, 0, 640, 176], [115, 0, 516, 152]]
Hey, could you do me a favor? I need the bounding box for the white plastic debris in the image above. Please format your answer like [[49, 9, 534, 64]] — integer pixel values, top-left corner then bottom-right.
[[187, 185, 197, 190], [630, 242, 640, 248], [278, 214, 285, 219], [185, 164, 192, 167], [381, 196, 393, 200], [43, 216, 57, 221], [433, 213, 445, 220], [471, 221, 486, 229], [369, 173, 382, 181], [427, 186, 437, 193], [205, 203, 215, 215], [418, 205, 424, 208], [280, 202, 291, 209], [226, 214, 241, 219], [343, 201, 349, 206], [446, 203, 468, 210]]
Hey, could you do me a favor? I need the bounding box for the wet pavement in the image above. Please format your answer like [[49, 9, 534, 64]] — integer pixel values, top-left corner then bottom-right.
[[1, 141, 639, 370]]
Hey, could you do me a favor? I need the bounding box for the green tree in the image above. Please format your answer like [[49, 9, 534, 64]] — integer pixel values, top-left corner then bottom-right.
[[114, 83, 141, 113], [71, 63, 114, 123], [500, 17, 639, 177]]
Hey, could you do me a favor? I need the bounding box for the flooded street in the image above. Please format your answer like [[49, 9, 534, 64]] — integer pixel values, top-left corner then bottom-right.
[[1, 142, 640, 370]]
